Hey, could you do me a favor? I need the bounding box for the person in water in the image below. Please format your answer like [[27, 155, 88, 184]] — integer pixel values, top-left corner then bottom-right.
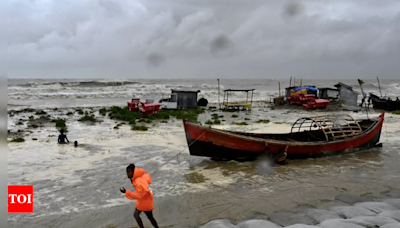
[[120, 164, 158, 228], [58, 129, 69, 144]]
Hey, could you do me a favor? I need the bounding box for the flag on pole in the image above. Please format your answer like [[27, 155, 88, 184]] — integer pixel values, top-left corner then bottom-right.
[[358, 79, 366, 99]]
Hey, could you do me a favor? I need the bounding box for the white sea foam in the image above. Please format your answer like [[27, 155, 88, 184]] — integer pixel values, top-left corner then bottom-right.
[[9, 78, 399, 109]]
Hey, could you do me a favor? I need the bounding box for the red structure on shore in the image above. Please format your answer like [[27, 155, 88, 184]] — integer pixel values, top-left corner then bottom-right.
[[127, 98, 161, 116]]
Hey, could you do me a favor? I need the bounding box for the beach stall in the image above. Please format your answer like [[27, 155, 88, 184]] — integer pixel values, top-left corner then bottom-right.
[[285, 86, 329, 109], [160, 93, 178, 110], [128, 98, 162, 115], [222, 89, 254, 110], [285, 86, 317, 98]]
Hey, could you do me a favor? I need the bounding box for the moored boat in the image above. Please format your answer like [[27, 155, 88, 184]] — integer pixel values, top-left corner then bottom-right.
[[183, 113, 384, 160], [369, 93, 400, 111]]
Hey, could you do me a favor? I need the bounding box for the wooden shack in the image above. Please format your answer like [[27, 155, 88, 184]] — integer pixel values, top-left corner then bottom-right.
[[171, 88, 201, 109], [318, 88, 339, 101], [334, 82, 359, 107]]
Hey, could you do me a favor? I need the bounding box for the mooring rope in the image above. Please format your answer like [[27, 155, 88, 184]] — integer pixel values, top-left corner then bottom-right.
[[150, 129, 208, 175]]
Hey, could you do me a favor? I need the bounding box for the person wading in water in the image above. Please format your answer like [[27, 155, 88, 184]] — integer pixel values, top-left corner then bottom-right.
[[120, 164, 159, 228], [58, 129, 69, 144]]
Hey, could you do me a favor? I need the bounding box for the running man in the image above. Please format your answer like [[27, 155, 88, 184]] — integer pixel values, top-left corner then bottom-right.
[[120, 164, 159, 228]]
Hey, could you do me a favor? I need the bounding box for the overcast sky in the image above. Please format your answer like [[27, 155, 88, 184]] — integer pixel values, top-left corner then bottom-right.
[[7, 0, 400, 79]]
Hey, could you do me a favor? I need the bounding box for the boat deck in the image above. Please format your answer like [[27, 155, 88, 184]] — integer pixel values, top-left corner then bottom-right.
[[225, 119, 377, 142]]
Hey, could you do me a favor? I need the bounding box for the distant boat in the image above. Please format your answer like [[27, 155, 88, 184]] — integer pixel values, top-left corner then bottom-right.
[[369, 93, 400, 111], [183, 113, 384, 160]]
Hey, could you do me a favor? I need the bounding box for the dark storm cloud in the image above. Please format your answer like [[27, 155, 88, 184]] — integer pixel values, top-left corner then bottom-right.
[[7, 0, 400, 78]]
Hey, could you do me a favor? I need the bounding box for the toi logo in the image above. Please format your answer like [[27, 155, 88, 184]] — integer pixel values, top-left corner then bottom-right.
[[8, 185, 33, 213]]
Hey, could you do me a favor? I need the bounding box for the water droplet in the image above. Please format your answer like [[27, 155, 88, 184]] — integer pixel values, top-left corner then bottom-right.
[[210, 35, 234, 58]]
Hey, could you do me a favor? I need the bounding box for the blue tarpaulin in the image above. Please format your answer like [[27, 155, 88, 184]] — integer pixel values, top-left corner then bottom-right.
[[294, 86, 318, 92]]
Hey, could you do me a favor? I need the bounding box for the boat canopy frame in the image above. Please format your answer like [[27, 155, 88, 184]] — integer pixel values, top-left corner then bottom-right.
[[223, 89, 255, 110], [290, 114, 363, 142]]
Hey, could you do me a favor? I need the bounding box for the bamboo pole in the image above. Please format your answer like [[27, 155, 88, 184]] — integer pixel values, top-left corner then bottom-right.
[[377, 77, 382, 97], [279, 82, 281, 97], [218, 79, 220, 109]]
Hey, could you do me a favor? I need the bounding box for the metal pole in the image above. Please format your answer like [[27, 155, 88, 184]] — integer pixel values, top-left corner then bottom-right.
[[294, 77, 296, 87], [300, 78, 302, 87], [377, 77, 382, 98], [289, 76, 292, 87]]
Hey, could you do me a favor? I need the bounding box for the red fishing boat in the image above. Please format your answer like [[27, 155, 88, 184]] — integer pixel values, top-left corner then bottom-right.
[[183, 113, 384, 160]]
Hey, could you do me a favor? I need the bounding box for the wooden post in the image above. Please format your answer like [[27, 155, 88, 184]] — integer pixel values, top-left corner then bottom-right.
[[223, 91, 225, 109], [218, 79, 220, 109], [227, 91, 229, 109], [279, 82, 281, 97], [377, 77, 382, 98], [251, 90, 253, 106]]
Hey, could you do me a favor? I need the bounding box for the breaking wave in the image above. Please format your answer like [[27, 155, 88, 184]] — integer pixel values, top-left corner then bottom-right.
[[14, 80, 139, 88], [7, 78, 400, 108]]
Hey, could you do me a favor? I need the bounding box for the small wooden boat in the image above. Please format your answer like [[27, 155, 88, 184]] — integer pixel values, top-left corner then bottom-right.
[[369, 93, 400, 111], [183, 113, 384, 160]]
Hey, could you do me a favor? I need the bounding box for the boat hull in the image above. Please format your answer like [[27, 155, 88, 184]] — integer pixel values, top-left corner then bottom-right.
[[369, 93, 400, 111], [183, 114, 384, 160]]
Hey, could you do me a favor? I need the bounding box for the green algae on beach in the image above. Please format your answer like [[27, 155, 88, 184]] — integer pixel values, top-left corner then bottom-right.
[[255, 119, 270, 123], [78, 115, 97, 122], [131, 125, 148, 131], [233, 122, 248, 125], [9, 137, 25, 143], [205, 119, 221, 125], [104, 106, 204, 124], [54, 118, 68, 132], [35, 110, 47, 115]]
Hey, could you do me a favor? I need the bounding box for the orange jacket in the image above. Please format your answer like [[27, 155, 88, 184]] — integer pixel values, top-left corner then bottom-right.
[[125, 168, 154, 211]]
